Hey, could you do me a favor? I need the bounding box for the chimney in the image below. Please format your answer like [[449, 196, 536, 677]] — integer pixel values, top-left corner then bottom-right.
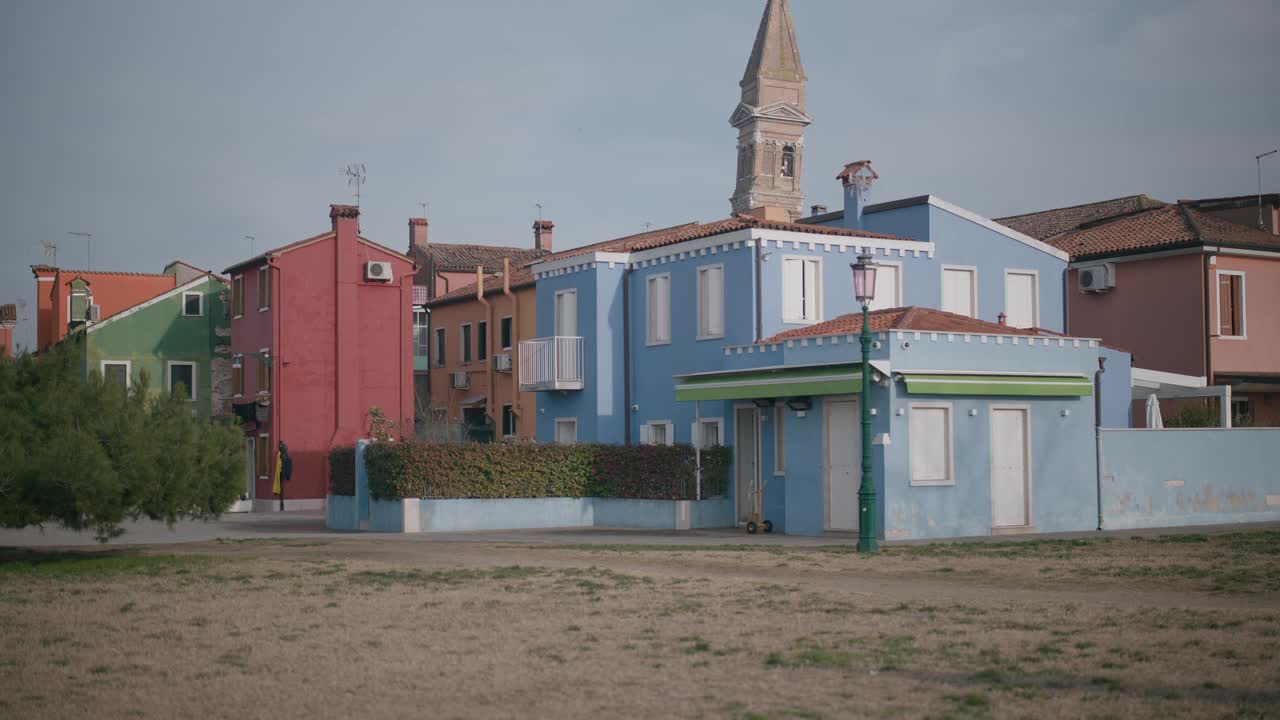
[[533, 220, 554, 253], [408, 217, 429, 250], [837, 161, 878, 230], [331, 204, 359, 233], [810, 204, 828, 216], [997, 312, 1008, 326]]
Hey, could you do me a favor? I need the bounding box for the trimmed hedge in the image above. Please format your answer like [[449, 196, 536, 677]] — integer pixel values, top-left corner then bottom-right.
[[365, 441, 732, 502], [328, 446, 357, 496]]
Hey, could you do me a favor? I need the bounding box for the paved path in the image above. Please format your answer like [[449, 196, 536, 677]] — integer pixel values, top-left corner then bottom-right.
[[1, 510, 1275, 549]]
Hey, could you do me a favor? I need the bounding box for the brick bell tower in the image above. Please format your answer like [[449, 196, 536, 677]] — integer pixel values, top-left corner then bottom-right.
[[729, 0, 814, 222]]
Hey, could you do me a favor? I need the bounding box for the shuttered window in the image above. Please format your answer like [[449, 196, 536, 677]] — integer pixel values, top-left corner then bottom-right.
[[1218, 272, 1245, 337], [257, 267, 271, 310], [909, 404, 953, 486], [646, 274, 671, 345], [232, 363, 243, 396], [1004, 271, 1037, 328], [554, 290, 577, 337], [782, 257, 820, 323], [232, 276, 244, 317], [697, 265, 724, 339], [942, 268, 976, 318]]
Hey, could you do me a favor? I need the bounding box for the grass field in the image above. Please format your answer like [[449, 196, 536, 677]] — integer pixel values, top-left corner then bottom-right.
[[1, 530, 1278, 719]]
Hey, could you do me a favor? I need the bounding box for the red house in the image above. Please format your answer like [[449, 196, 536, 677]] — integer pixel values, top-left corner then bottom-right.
[[29, 264, 181, 352], [223, 205, 416, 510]]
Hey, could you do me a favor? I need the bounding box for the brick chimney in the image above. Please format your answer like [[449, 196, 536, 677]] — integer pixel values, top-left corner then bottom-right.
[[408, 217, 429, 250], [838, 161, 878, 230], [534, 220, 554, 252], [810, 204, 828, 216]]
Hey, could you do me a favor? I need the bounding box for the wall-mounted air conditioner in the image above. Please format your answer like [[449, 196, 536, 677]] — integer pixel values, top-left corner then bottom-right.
[[88, 304, 102, 322], [450, 371, 470, 389], [1077, 263, 1115, 293], [365, 261, 393, 282], [493, 353, 513, 372]]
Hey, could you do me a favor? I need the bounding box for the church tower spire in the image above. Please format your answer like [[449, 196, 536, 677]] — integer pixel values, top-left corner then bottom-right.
[[730, 0, 813, 222]]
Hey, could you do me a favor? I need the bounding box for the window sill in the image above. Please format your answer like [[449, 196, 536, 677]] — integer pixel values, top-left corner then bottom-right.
[[258, 307, 270, 313], [909, 480, 955, 487], [182, 313, 203, 318], [233, 314, 243, 320], [1218, 335, 1247, 341], [645, 339, 672, 347], [696, 334, 725, 342], [782, 318, 819, 326]]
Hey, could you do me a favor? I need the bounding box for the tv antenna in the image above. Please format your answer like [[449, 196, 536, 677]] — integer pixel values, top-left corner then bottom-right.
[[419, 202, 428, 219], [642, 221, 654, 231], [245, 235, 256, 256], [340, 163, 367, 207], [40, 238, 57, 266], [15, 299, 28, 322], [68, 231, 93, 269]]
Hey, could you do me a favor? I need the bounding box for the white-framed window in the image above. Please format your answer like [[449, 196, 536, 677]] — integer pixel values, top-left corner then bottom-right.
[[554, 418, 578, 445], [941, 266, 977, 318], [101, 361, 130, 389], [696, 264, 725, 340], [1217, 270, 1246, 339], [502, 404, 516, 438], [773, 406, 785, 475], [460, 323, 473, 364], [413, 309, 429, 357], [434, 328, 446, 367], [641, 420, 674, 446], [167, 361, 198, 401], [782, 256, 821, 324], [500, 315, 513, 350], [554, 289, 578, 337], [866, 261, 902, 312], [646, 273, 671, 345], [182, 291, 203, 317], [909, 402, 954, 486], [1003, 270, 1038, 329], [691, 417, 723, 449], [256, 266, 271, 311]]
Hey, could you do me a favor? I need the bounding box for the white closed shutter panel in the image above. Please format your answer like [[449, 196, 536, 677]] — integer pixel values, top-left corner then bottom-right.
[[648, 275, 670, 343], [1004, 272, 1036, 328], [555, 291, 577, 337], [868, 264, 900, 311], [910, 406, 950, 484], [802, 259, 819, 320], [942, 269, 975, 317], [699, 266, 724, 337], [782, 258, 803, 321]]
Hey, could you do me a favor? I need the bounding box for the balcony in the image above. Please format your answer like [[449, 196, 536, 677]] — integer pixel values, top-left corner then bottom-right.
[[519, 336, 584, 392]]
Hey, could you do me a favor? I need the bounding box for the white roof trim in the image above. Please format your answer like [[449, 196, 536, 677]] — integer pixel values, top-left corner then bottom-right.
[[926, 196, 1070, 262], [1131, 367, 1207, 390], [86, 275, 216, 334]]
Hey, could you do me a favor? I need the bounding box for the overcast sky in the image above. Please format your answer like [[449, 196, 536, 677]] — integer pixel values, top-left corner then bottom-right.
[[2, 0, 1277, 350]]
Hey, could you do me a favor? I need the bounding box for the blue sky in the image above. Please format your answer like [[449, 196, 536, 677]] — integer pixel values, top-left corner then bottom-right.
[[2, 0, 1277, 350]]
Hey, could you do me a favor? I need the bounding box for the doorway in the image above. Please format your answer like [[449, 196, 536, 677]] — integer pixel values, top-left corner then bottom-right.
[[990, 406, 1031, 529], [229, 437, 256, 513], [734, 406, 759, 524], [825, 398, 859, 531]]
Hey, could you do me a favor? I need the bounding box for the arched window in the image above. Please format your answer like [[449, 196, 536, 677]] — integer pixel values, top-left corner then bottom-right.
[[781, 145, 796, 178]]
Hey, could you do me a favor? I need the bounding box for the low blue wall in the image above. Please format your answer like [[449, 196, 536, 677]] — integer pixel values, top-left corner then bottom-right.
[[369, 498, 406, 533], [420, 498, 593, 533], [356, 497, 737, 534], [326, 495, 360, 531], [1101, 429, 1280, 530]]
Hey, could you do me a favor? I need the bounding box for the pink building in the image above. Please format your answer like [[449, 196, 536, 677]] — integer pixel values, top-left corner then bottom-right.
[[408, 217, 552, 301], [223, 205, 416, 510], [1000, 198, 1280, 426]]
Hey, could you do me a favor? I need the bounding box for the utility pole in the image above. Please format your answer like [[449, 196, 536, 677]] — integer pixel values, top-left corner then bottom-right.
[[68, 232, 93, 269], [1257, 149, 1278, 230]]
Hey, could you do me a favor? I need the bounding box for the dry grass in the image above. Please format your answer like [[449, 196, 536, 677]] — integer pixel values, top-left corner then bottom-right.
[[1, 531, 1278, 719]]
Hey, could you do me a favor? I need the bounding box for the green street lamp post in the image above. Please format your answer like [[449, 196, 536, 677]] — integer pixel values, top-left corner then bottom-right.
[[851, 254, 878, 553]]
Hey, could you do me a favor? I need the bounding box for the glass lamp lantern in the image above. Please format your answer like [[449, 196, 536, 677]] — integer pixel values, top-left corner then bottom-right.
[[851, 253, 877, 307]]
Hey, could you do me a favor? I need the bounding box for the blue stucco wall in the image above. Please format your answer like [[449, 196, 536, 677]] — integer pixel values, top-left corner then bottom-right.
[[1100, 429, 1280, 529], [1098, 346, 1133, 429]]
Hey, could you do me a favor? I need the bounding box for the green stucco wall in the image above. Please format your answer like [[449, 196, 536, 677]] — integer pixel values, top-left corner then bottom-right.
[[83, 276, 232, 419]]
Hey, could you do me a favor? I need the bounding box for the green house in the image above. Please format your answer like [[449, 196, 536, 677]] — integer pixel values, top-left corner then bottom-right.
[[79, 274, 233, 419]]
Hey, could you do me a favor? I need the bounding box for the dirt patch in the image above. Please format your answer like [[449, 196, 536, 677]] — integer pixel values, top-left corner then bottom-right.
[[1, 531, 1277, 718]]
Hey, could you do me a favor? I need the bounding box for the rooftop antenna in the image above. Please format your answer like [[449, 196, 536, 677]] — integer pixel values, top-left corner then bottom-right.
[[67, 231, 93, 269], [40, 238, 57, 267], [245, 235, 256, 256], [15, 299, 28, 322], [419, 201, 428, 219], [1257, 149, 1278, 230], [341, 163, 367, 208], [536, 203, 544, 222], [642, 221, 654, 231]]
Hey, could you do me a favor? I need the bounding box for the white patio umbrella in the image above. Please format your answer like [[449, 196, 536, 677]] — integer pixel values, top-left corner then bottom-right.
[[1145, 393, 1164, 429]]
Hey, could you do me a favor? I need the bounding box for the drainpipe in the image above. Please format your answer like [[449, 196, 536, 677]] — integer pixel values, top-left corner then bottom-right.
[[1093, 356, 1106, 531], [502, 258, 519, 436], [1202, 251, 1215, 390], [268, 254, 283, 512], [623, 266, 633, 446], [754, 235, 763, 342], [476, 265, 493, 429]]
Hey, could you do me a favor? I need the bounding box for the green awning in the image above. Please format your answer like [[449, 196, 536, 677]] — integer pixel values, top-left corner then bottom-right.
[[902, 372, 1092, 397], [675, 364, 862, 402]]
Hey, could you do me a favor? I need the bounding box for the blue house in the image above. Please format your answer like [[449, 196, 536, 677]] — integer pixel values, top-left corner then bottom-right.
[[515, 0, 1130, 539]]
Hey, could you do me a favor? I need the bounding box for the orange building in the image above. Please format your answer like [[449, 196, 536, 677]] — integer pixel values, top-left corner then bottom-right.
[[425, 261, 538, 441], [0, 304, 15, 356]]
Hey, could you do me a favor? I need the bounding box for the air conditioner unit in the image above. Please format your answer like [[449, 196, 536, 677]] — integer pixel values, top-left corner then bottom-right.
[[88, 304, 102, 322], [450, 371, 470, 389], [493, 353, 513, 372], [365, 261, 393, 282], [1078, 263, 1115, 293]]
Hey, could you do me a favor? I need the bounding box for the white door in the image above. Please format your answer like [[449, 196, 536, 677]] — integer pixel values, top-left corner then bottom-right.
[[735, 407, 759, 523], [991, 408, 1030, 528], [1004, 272, 1037, 328], [942, 268, 976, 317], [826, 399, 859, 530], [554, 290, 577, 337], [867, 265, 900, 311]]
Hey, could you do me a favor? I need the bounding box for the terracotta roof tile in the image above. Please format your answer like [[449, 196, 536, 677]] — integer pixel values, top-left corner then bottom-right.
[[0, 304, 16, 327], [532, 214, 910, 266], [1045, 205, 1280, 260], [995, 195, 1167, 241], [29, 265, 175, 279], [763, 307, 1042, 343], [426, 267, 537, 307], [417, 243, 548, 273]]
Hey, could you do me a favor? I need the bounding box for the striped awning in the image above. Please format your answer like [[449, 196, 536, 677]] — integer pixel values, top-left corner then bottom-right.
[[901, 372, 1092, 397], [674, 364, 861, 402]]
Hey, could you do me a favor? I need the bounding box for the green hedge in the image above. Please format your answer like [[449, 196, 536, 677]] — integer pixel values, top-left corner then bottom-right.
[[328, 446, 356, 496], [365, 441, 732, 502]]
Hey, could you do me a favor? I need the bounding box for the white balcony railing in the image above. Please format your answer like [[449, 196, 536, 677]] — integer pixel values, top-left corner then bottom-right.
[[519, 336, 585, 392]]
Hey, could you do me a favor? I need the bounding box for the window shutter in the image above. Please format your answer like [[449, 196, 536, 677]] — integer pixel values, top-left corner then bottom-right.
[[803, 260, 819, 320], [707, 267, 724, 336], [910, 407, 950, 483], [782, 259, 802, 321]]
